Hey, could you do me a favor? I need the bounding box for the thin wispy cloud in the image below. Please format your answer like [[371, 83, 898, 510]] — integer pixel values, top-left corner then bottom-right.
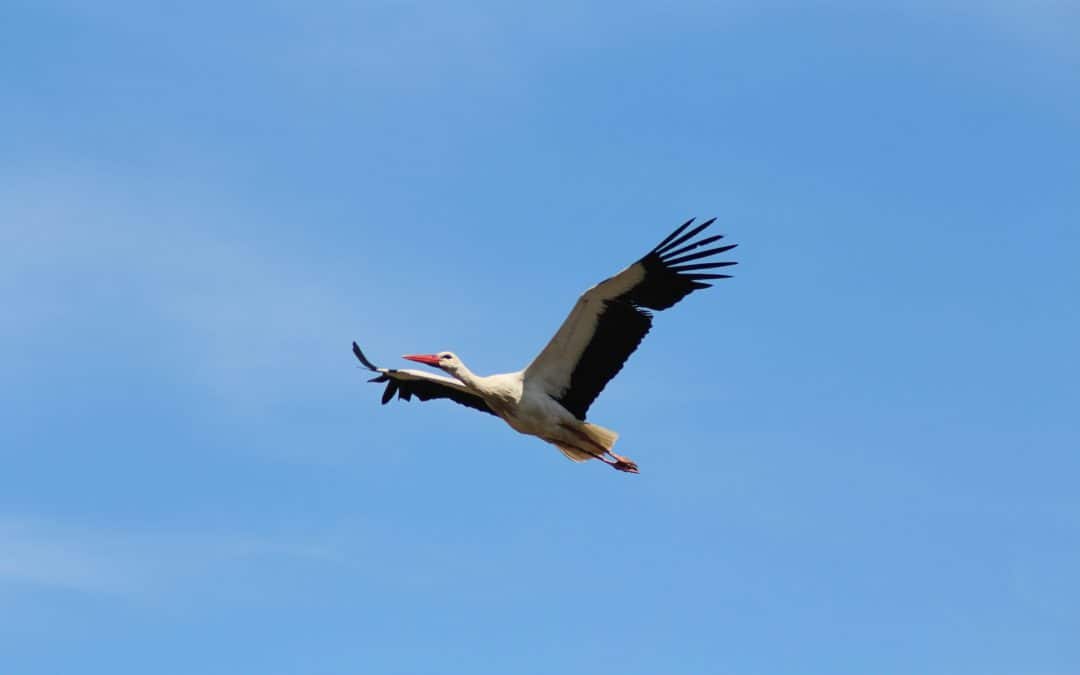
[[0, 513, 509, 602], [1, 170, 366, 411], [0, 515, 337, 595]]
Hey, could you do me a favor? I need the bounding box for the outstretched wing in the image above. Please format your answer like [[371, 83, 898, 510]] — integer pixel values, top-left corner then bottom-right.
[[524, 218, 736, 420], [352, 342, 497, 416]]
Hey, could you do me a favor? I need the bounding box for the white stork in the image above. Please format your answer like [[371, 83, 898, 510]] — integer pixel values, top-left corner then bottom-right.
[[352, 218, 737, 473]]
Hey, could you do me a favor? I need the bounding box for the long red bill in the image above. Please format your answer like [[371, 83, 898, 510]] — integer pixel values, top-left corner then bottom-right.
[[402, 353, 441, 366]]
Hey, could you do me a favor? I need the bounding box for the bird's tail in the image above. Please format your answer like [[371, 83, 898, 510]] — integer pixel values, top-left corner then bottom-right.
[[580, 422, 619, 451], [552, 421, 620, 463], [555, 445, 594, 463]]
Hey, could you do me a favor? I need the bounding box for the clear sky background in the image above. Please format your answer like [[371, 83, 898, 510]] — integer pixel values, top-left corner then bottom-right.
[[2, 2, 1078, 673]]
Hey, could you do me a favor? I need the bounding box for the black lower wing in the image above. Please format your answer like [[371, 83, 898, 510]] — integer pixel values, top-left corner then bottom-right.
[[555, 217, 737, 419], [352, 342, 497, 417]]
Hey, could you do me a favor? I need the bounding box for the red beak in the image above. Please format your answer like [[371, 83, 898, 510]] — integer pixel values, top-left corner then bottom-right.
[[402, 353, 441, 366]]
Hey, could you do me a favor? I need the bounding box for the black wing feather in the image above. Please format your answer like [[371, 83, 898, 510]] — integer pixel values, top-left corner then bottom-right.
[[665, 245, 738, 266], [662, 233, 726, 259], [555, 301, 653, 420], [650, 217, 696, 252], [393, 377, 498, 416], [554, 218, 737, 419], [351, 342, 497, 416], [352, 342, 380, 371]]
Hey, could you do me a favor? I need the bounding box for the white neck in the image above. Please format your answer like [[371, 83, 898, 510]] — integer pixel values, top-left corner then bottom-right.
[[449, 361, 482, 391]]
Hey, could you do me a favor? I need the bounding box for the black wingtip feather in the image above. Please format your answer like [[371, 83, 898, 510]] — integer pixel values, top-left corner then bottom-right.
[[662, 233, 726, 260], [664, 244, 738, 266], [656, 219, 714, 255], [352, 342, 380, 371], [650, 218, 695, 254], [675, 260, 738, 270], [671, 261, 735, 272]]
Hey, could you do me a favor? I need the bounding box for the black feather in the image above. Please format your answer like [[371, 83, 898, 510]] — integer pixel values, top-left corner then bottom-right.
[[649, 217, 695, 253], [655, 219, 715, 255], [352, 342, 379, 371], [686, 273, 733, 280], [392, 376, 497, 416], [664, 245, 738, 266], [662, 234, 726, 260], [553, 218, 736, 419], [352, 343, 497, 416], [556, 300, 652, 419], [670, 261, 733, 272]]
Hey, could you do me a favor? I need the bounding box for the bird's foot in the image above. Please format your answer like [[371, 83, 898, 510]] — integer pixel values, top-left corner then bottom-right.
[[609, 453, 639, 474]]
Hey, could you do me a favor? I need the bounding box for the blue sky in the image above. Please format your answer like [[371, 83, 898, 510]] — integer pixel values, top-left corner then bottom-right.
[[2, 1, 1078, 673]]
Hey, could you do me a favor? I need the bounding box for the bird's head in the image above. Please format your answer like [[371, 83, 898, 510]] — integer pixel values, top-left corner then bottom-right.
[[402, 351, 463, 375]]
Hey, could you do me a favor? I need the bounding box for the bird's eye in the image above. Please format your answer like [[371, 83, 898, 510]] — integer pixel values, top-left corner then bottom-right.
[[441, 354, 451, 360]]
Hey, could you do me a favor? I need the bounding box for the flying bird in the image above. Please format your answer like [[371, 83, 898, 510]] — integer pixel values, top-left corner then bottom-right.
[[352, 218, 737, 473]]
